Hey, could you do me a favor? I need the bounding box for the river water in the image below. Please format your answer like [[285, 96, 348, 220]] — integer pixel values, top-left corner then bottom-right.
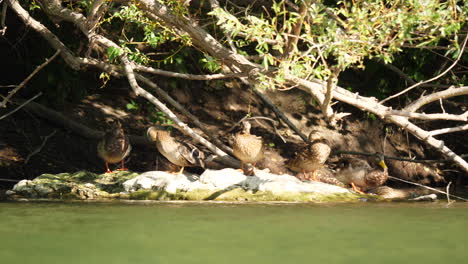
[[0, 201, 466, 263]]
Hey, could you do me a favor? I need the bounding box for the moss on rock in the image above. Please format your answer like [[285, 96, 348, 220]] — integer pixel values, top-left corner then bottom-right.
[[8, 170, 370, 202]]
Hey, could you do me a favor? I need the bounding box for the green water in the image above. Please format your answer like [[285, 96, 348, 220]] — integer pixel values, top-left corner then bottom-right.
[[0, 201, 467, 264]]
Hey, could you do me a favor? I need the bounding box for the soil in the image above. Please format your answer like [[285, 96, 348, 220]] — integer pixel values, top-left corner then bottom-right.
[[1, 80, 466, 195]]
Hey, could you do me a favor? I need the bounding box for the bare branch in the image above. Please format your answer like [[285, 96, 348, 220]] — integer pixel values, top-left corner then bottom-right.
[[283, 0, 310, 58], [321, 67, 340, 121], [377, 59, 451, 89], [0, 50, 60, 108], [252, 88, 308, 142], [388, 176, 468, 202], [380, 33, 468, 104], [0, 92, 42, 120], [386, 110, 468, 121], [429, 124, 468, 136], [87, 0, 107, 32], [24, 130, 57, 164], [134, 65, 246, 80], [122, 59, 239, 167], [78, 56, 236, 157], [404, 86, 468, 112], [6, 0, 80, 69], [0, 0, 7, 35]]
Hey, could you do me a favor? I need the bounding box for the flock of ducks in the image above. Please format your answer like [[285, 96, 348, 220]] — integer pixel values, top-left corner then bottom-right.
[[97, 120, 389, 194]]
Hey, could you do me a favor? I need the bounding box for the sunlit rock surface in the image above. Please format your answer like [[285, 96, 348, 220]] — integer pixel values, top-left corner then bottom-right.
[[8, 169, 360, 202]]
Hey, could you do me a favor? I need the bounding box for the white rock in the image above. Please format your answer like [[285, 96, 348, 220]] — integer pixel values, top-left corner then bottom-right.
[[121, 168, 351, 197], [12, 180, 34, 192], [199, 168, 247, 189], [123, 171, 195, 194]]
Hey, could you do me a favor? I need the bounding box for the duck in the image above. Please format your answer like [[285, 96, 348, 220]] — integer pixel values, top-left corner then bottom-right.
[[97, 120, 131, 173], [335, 152, 388, 194], [232, 121, 263, 174], [287, 130, 331, 181], [147, 126, 205, 174]]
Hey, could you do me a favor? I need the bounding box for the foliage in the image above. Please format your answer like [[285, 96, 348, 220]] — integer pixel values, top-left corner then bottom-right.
[[13, 0, 467, 106], [209, 0, 466, 90]]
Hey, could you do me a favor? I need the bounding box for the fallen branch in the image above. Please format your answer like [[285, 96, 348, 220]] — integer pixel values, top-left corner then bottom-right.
[[19, 0, 238, 167], [137, 0, 468, 174], [80, 57, 235, 156]]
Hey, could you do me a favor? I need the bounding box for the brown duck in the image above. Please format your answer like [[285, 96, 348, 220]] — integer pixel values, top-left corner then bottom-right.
[[147, 126, 204, 174], [97, 120, 131, 173], [232, 121, 263, 173], [335, 152, 388, 194], [287, 130, 331, 181]]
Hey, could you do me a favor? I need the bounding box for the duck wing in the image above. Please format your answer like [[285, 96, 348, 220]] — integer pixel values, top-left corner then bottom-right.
[[177, 141, 205, 168]]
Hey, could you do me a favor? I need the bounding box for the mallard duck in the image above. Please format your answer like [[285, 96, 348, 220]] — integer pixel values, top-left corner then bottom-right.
[[97, 120, 131, 173], [147, 126, 205, 174], [336, 152, 388, 194], [287, 130, 331, 181], [232, 121, 263, 174]]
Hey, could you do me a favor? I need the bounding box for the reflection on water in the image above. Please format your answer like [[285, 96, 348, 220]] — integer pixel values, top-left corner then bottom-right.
[[0, 201, 467, 263]]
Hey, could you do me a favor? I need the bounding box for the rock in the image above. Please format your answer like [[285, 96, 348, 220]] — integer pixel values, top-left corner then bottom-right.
[[8, 169, 358, 202], [199, 168, 247, 189], [123, 171, 198, 194]]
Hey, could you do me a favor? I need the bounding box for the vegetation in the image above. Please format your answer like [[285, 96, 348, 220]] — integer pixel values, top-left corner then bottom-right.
[[1, 0, 467, 175]]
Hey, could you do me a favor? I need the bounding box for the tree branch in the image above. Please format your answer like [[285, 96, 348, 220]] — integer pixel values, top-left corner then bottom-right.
[[386, 110, 468, 121], [429, 124, 468, 136], [0, 92, 42, 120], [404, 86, 468, 112], [380, 33, 468, 104], [6, 0, 80, 69], [134, 65, 246, 80], [0, 49, 60, 108]]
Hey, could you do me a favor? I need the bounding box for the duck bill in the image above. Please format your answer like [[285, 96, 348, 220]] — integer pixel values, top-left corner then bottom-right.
[[379, 160, 387, 169]]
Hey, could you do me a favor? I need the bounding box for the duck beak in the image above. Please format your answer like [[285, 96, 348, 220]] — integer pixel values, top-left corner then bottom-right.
[[379, 160, 387, 169]]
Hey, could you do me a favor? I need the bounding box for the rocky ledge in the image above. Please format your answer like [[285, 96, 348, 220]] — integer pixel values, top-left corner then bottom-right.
[[6, 169, 366, 202]]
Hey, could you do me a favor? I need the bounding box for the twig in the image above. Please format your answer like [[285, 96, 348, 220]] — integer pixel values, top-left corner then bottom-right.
[[6, 0, 80, 69], [429, 124, 468, 136], [0, 50, 60, 108], [334, 150, 451, 163], [24, 130, 57, 164], [135, 65, 246, 80], [86, 0, 107, 32], [446, 181, 452, 204], [321, 67, 340, 121], [386, 109, 468, 121], [120, 55, 239, 167], [0, 178, 20, 182], [404, 86, 468, 112], [248, 116, 287, 143], [388, 176, 468, 202], [0, 0, 7, 35], [380, 33, 468, 104], [227, 115, 287, 143], [252, 88, 308, 142], [377, 59, 450, 89], [0, 92, 42, 120]]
